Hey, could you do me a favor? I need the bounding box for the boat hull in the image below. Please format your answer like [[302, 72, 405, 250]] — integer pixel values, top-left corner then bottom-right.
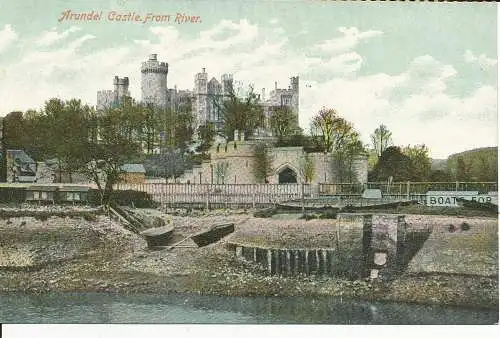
[[140, 226, 175, 248], [191, 223, 235, 247]]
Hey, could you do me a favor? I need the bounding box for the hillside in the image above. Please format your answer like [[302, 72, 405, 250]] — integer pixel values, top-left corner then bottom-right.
[[447, 147, 498, 182]]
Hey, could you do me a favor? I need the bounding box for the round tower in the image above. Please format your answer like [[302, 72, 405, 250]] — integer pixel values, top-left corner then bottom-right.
[[141, 54, 169, 108]]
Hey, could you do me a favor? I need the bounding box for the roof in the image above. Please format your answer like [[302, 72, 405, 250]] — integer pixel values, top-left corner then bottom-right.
[[26, 185, 58, 191], [58, 186, 89, 192], [121, 163, 146, 173]]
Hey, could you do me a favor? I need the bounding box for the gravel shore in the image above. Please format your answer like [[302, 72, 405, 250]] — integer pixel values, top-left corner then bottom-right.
[[0, 207, 497, 309]]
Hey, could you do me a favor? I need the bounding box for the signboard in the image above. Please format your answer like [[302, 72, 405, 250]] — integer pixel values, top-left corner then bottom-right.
[[426, 191, 498, 207]]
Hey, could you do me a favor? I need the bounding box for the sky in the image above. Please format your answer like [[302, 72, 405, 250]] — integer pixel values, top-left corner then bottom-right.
[[0, 0, 497, 158]]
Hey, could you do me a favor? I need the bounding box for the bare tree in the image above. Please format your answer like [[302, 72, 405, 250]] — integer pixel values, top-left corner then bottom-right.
[[370, 124, 393, 157]]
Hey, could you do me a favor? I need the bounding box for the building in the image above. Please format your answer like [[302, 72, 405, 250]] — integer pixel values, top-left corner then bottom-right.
[[141, 54, 169, 109], [259, 76, 300, 136], [175, 137, 368, 185], [120, 163, 146, 184], [167, 85, 193, 112], [96, 76, 130, 111], [193, 68, 234, 130]]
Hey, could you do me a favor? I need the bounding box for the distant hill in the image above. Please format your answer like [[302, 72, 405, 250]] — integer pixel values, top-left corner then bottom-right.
[[447, 147, 498, 182], [431, 158, 447, 171]]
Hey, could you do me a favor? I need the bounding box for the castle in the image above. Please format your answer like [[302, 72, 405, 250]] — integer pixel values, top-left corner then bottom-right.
[[95, 54, 368, 184], [96, 54, 300, 134]]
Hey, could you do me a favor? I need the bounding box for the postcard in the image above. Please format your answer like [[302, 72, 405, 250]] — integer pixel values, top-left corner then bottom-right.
[[0, 0, 497, 331]]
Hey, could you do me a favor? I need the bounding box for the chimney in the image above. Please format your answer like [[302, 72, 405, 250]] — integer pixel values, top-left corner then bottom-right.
[[261, 88, 265, 100], [275, 81, 277, 90], [149, 54, 157, 61]]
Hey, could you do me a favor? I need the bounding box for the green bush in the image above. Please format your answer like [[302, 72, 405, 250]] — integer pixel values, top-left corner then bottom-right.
[[88, 189, 156, 208], [0, 187, 26, 203]]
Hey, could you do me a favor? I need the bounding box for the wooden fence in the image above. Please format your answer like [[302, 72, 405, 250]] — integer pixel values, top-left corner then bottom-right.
[[113, 181, 498, 209]]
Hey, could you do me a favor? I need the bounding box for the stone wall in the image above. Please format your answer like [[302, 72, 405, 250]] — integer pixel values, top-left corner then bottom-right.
[[233, 214, 407, 280], [179, 141, 368, 185]]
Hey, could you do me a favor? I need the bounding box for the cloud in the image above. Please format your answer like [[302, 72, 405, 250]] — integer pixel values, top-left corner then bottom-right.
[[35, 26, 81, 47], [0, 24, 18, 53], [0, 21, 495, 159], [464, 50, 497, 69], [299, 54, 496, 158], [314, 26, 383, 54]]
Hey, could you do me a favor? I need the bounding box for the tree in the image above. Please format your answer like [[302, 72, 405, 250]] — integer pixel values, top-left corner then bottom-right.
[[456, 156, 469, 181], [403, 144, 432, 181], [310, 107, 338, 153], [269, 106, 297, 144], [145, 149, 191, 182], [310, 107, 364, 183], [300, 152, 315, 183], [82, 104, 143, 205], [252, 142, 273, 183], [196, 122, 216, 152], [36, 98, 93, 183], [370, 124, 393, 157], [218, 85, 264, 140], [2, 111, 26, 150], [372, 146, 412, 181]]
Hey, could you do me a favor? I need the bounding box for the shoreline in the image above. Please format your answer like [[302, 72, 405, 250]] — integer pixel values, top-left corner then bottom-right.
[[0, 209, 497, 310]]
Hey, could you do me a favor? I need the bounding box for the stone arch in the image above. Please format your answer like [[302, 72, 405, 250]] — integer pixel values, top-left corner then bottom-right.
[[275, 163, 300, 184]]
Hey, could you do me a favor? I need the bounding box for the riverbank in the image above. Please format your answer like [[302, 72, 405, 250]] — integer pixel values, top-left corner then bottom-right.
[[0, 208, 497, 310]]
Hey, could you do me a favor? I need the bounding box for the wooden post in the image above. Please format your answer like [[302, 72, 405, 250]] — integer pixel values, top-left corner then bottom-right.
[[406, 181, 410, 200], [252, 184, 256, 209], [455, 181, 459, 191], [205, 185, 209, 211], [301, 183, 305, 215]]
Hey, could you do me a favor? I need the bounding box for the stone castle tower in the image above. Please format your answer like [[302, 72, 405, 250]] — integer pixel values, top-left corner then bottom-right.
[[96, 75, 130, 111], [193, 68, 208, 126], [141, 54, 169, 108], [193, 68, 234, 130]]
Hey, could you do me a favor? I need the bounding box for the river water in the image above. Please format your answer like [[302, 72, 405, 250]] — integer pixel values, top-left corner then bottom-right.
[[0, 292, 497, 324]]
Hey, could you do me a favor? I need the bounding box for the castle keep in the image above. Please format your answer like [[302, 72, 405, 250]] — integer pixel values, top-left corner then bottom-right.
[[141, 54, 169, 108]]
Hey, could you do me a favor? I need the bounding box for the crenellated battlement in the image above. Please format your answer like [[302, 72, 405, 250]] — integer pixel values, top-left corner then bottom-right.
[[140, 65, 169, 74]]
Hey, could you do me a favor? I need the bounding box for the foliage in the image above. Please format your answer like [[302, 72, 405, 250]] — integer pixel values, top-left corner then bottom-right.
[[144, 149, 192, 181], [218, 85, 264, 141], [311, 108, 365, 183], [370, 124, 393, 157], [252, 142, 273, 183], [403, 144, 432, 181], [300, 152, 316, 183], [269, 106, 297, 142], [429, 169, 453, 182], [447, 147, 497, 182], [196, 122, 216, 152], [310, 107, 338, 153], [274, 129, 306, 147], [372, 146, 412, 181], [82, 99, 143, 205], [43, 98, 93, 182], [88, 189, 155, 208]]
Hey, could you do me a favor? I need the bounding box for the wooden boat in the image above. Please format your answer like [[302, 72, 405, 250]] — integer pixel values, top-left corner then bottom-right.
[[191, 223, 235, 247], [140, 225, 175, 248]]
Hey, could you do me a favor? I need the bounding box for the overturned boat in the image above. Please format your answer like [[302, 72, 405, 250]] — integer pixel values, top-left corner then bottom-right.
[[140, 225, 175, 248], [191, 223, 235, 247]]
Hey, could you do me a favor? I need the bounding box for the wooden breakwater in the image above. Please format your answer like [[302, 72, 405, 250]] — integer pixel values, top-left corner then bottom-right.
[[230, 214, 408, 280]]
